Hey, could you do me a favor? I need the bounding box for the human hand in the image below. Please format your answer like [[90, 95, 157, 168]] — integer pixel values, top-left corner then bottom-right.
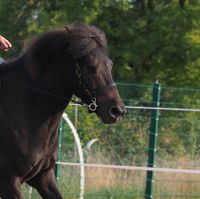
[[0, 35, 12, 51]]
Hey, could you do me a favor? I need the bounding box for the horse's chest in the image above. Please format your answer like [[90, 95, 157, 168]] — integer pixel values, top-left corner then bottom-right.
[[21, 131, 59, 182], [0, 110, 61, 181]]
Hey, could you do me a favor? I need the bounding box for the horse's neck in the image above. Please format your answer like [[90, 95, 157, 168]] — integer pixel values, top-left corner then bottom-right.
[[0, 56, 26, 79], [27, 73, 72, 118], [1, 56, 72, 119]]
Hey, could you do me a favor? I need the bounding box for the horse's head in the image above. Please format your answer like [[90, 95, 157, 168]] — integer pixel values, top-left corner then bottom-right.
[[67, 24, 126, 124]]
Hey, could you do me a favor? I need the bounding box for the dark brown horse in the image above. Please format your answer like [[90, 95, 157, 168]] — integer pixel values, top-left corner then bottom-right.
[[0, 23, 125, 199]]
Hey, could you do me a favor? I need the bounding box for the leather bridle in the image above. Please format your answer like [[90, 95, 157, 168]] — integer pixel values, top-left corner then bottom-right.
[[74, 63, 117, 112]]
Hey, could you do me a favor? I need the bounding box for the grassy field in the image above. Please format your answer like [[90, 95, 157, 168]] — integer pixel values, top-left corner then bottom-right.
[[22, 155, 200, 199]]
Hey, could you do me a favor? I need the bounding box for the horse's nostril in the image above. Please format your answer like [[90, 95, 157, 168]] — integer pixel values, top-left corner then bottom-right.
[[109, 106, 124, 118]]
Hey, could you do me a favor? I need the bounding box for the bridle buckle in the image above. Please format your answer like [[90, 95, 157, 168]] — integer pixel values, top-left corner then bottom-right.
[[88, 98, 98, 112]]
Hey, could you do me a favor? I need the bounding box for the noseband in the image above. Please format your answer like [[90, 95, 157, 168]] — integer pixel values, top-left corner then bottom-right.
[[74, 63, 116, 112]]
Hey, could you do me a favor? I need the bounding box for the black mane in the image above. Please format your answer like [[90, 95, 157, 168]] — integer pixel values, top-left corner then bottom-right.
[[23, 23, 108, 78]]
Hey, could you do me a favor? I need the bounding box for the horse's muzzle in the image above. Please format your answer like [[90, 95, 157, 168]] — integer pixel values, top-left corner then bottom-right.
[[109, 106, 126, 120]]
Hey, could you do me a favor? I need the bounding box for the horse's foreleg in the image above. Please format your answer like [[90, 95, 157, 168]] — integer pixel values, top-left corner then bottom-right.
[[0, 177, 24, 199], [27, 169, 63, 199]]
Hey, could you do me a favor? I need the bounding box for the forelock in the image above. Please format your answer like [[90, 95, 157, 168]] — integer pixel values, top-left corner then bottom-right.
[[66, 23, 107, 59]]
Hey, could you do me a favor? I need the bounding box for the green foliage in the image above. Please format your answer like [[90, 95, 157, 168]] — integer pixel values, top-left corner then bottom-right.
[[1, 0, 200, 86]]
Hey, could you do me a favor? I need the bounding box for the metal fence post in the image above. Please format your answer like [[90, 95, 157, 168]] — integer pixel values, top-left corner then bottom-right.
[[145, 82, 161, 199], [55, 118, 63, 182]]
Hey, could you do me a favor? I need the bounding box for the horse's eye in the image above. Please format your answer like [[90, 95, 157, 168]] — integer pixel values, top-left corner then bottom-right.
[[88, 65, 97, 74]]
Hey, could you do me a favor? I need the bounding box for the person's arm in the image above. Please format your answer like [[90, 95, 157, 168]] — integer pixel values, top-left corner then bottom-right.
[[0, 35, 12, 51]]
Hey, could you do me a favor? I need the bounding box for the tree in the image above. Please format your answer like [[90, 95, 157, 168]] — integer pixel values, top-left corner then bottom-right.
[[1, 0, 199, 88]]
